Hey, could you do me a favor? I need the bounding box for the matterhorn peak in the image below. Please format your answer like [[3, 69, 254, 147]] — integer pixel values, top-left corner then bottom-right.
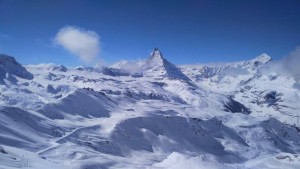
[[149, 48, 164, 60], [145, 48, 166, 69], [143, 49, 190, 81]]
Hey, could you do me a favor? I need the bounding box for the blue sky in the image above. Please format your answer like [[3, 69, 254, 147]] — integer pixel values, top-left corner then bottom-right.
[[0, 0, 300, 66]]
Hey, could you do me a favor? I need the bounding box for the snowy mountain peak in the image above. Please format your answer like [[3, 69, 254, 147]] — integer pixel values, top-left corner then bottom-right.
[[143, 49, 190, 80], [252, 53, 272, 64], [149, 48, 164, 60], [0, 54, 33, 80], [240, 53, 272, 67], [146, 48, 165, 67], [145, 48, 166, 67]]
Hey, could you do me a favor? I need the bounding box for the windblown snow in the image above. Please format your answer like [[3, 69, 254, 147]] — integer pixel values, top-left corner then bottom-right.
[[0, 49, 299, 169]]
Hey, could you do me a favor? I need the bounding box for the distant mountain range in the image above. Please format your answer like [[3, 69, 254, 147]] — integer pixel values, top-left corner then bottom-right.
[[0, 49, 299, 169]]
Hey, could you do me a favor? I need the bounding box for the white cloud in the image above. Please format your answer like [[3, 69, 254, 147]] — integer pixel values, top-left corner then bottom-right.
[[283, 46, 300, 81], [252, 46, 300, 84], [54, 26, 100, 63], [111, 60, 145, 73]]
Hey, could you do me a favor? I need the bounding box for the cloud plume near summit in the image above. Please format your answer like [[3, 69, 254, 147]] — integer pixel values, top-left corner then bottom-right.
[[54, 26, 101, 63], [282, 46, 300, 81]]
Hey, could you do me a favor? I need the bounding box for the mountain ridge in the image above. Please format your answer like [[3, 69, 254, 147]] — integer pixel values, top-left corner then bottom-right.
[[0, 50, 299, 169]]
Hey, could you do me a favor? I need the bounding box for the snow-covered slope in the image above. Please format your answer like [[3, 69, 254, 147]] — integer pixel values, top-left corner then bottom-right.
[[180, 53, 300, 126], [39, 88, 113, 119], [0, 54, 33, 82], [0, 50, 299, 169]]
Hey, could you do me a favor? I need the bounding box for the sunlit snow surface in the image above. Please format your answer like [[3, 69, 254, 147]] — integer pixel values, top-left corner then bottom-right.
[[0, 51, 299, 169]]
